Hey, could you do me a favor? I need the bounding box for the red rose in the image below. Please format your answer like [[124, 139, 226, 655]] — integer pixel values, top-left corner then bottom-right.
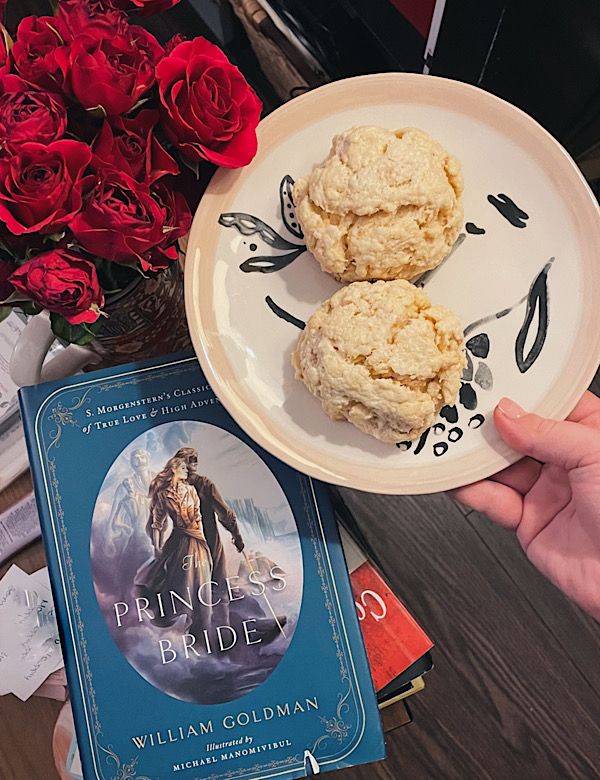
[[70, 169, 167, 271], [55, 32, 155, 116], [156, 37, 262, 168], [11, 16, 67, 91], [128, 25, 164, 65], [164, 33, 186, 55], [0, 257, 15, 300], [92, 110, 178, 184], [0, 75, 67, 151], [10, 250, 104, 324], [113, 0, 182, 16], [0, 140, 91, 235], [147, 180, 192, 268], [57, 0, 128, 39]]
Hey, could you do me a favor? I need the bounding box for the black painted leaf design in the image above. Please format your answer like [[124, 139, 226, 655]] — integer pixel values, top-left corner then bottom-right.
[[487, 193, 529, 228], [434, 442, 448, 457], [240, 247, 305, 274], [515, 260, 552, 373], [459, 382, 477, 410], [466, 333, 490, 358], [396, 441, 412, 451], [279, 175, 303, 240], [448, 427, 463, 442], [413, 427, 431, 455], [433, 423, 446, 435], [474, 361, 493, 390], [440, 404, 459, 423], [469, 414, 485, 429], [219, 212, 299, 250], [265, 296, 305, 329], [465, 222, 486, 235], [463, 351, 474, 382]]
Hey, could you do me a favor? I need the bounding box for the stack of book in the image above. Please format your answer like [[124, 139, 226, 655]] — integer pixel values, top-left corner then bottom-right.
[[333, 491, 433, 731]]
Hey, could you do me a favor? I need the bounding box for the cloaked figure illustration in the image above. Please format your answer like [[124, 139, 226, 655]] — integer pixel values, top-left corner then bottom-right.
[[134, 455, 213, 636], [106, 448, 152, 566], [175, 447, 287, 649]]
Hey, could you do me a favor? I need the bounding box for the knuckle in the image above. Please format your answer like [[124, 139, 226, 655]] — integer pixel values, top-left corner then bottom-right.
[[530, 415, 557, 438]]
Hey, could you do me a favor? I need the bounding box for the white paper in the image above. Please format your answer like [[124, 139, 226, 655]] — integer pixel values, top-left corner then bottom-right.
[[0, 565, 63, 700], [29, 565, 50, 590], [28, 567, 64, 675], [0, 493, 41, 565], [338, 525, 366, 574]]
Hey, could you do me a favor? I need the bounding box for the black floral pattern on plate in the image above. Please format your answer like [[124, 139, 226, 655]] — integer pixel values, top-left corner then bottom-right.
[[219, 179, 553, 458], [397, 257, 553, 456], [219, 175, 306, 275]]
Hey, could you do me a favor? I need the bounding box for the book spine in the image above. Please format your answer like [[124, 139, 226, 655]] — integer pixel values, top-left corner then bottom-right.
[[332, 488, 433, 693], [328, 487, 387, 571], [310, 480, 385, 755], [18, 389, 91, 780]]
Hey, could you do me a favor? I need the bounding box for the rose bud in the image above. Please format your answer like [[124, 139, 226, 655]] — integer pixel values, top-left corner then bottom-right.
[[9, 250, 104, 324]]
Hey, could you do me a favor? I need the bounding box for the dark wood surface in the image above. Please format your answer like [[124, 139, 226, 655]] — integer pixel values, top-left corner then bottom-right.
[[1, 2, 600, 778]]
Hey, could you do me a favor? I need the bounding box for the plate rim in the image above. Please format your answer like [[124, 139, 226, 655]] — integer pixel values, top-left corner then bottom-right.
[[184, 72, 600, 495]]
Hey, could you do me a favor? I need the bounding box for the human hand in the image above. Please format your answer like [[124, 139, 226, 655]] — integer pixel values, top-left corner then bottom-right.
[[233, 535, 244, 553], [451, 392, 600, 620]]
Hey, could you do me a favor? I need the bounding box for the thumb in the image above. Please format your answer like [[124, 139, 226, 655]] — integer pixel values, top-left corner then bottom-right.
[[494, 397, 600, 470]]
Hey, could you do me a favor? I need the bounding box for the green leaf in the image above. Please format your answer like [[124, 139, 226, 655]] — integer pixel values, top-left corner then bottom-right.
[[46, 21, 64, 44], [0, 239, 22, 264], [50, 313, 102, 346], [43, 230, 66, 244], [94, 259, 138, 294], [85, 105, 107, 120], [1, 290, 31, 306], [180, 154, 201, 180], [127, 97, 150, 115], [0, 23, 13, 52], [0, 306, 12, 323], [19, 301, 43, 316]]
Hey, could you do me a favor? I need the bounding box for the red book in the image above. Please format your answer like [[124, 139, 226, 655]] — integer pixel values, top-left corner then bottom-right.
[[339, 526, 433, 691]]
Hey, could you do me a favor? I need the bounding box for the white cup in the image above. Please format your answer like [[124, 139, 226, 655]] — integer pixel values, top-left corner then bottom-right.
[[9, 311, 101, 387]]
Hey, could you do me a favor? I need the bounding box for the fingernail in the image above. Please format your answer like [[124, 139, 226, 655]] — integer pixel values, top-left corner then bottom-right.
[[497, 397, 526, 419]]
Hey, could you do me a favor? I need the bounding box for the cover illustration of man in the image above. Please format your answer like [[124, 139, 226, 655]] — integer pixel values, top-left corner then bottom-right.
[[91, 422, 303, 704]]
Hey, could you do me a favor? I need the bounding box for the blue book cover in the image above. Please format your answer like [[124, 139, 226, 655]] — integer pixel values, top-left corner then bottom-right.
[[19, 353, 385, 780]]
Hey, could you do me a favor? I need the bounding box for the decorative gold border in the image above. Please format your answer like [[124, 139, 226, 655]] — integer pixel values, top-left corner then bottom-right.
[[33, 357, 372, 780]]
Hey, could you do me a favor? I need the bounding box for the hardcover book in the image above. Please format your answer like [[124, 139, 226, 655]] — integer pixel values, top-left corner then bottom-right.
[[337, 522, 433, 692], [19, 353, 385, 780]]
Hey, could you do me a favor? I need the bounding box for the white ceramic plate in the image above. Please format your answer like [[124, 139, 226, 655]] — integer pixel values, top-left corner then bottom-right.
[[185, 73, 600, 494]]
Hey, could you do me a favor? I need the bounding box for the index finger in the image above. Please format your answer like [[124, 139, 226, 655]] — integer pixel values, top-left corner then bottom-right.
[[566, 390, 600, 424]]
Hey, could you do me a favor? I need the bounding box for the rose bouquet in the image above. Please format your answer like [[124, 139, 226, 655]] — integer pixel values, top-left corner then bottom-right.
[[0, 0, 261, 344]]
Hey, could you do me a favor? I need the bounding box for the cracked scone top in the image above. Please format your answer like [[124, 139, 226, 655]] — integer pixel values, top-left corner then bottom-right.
[[292, 280, 466, 443], [294, 126, 463, 282]]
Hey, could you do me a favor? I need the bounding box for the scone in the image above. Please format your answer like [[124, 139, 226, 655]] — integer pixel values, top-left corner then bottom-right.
[[294, 126, 463, 282], [292, 280, 465, 443]]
